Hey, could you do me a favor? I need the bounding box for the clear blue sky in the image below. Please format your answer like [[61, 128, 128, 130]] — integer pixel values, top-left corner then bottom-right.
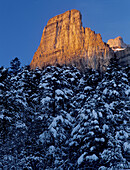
[[0, 0, 130, 67]]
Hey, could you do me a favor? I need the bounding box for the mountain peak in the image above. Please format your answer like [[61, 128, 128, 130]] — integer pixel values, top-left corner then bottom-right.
[[47, 9, 81, 26], [30, 10, 114, 71], [107, 36, 128, 51]]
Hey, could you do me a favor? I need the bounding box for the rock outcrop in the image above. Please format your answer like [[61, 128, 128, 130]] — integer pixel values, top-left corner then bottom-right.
[[107, 36, 128, 51], [107, 36, 130, 67], [30, 9, 114, 71]]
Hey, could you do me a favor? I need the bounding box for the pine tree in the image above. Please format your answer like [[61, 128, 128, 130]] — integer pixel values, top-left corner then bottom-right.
[[10, 57, 21, 75]]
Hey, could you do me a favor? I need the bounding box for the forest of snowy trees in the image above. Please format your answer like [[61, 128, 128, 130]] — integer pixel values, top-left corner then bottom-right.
[[0, 57, 130, 169]]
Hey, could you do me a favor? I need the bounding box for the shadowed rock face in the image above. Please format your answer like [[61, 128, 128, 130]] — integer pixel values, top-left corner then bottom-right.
[[30, 9, 114, 71], [116, 47, 130, 67]]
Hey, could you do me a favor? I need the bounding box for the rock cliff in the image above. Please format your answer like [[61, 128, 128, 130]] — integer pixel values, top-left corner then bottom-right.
[[30, 9, 114, 71]]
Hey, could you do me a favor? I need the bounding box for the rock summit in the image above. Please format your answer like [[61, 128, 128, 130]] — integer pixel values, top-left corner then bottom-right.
[[30, 9, 114, 71], [107, 36, 128, 51]]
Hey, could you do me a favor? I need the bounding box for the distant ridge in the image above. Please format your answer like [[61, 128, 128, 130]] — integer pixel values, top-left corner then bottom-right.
[[107, 36, 130, 67], [107, 36, 127, 51]]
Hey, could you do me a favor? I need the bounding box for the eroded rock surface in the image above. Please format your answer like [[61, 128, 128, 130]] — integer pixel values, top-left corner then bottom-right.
[[30, 9, 114, 71]]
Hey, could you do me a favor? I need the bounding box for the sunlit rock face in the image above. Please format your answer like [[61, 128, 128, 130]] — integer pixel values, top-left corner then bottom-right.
[[107, 36, 130, 67], [30, 9, 114, 71], [107, 36, 128, 51]]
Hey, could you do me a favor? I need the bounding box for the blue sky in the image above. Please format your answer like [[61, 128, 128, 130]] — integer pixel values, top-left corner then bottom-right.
[[0, 0, 130, 67]]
